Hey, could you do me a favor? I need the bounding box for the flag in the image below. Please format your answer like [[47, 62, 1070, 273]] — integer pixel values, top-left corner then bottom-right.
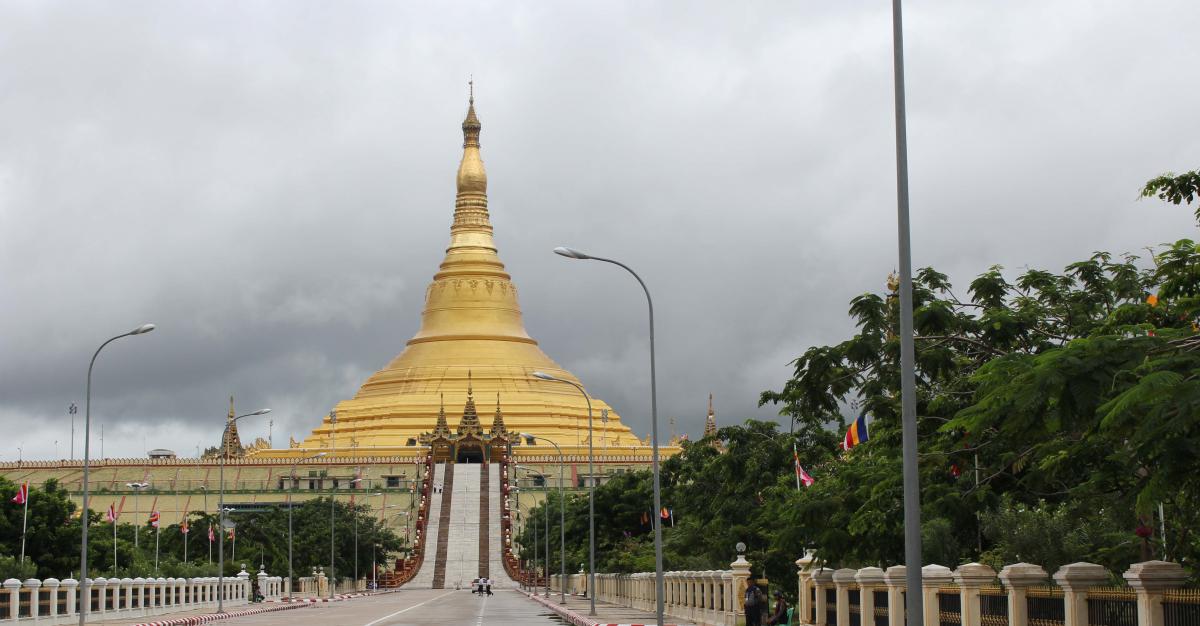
[[105, 503, 118, 523], [208, 526, 215, 543], [842, 413, 870, 451], [1148, 294, 1159, 307], [11, 482, 27, 505], [148, 510, 161, 528], [795, 454, 815, 488], [180, 520, 190, 534], [660, 507, 669, 520], [640, 510, 649, 526], [227, 527, 235, 540]]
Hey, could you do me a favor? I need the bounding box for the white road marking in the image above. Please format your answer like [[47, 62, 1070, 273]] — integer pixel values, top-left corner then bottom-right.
[[476, 592, 488, 626], [361, 590, 457, 626]]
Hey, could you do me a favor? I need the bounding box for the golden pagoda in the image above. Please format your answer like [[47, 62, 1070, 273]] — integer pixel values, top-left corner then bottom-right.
[[254, 89, 656, 463]]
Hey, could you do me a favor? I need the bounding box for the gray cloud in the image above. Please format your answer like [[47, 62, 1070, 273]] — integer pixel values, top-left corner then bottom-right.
[[2, 1, 1198, 460]]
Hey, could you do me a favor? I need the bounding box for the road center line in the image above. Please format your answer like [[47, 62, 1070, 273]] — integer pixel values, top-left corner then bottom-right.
[[361, 590, 458, 626]]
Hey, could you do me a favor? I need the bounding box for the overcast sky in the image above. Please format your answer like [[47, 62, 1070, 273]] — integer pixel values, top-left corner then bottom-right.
[[1, 1, 1198, 461]]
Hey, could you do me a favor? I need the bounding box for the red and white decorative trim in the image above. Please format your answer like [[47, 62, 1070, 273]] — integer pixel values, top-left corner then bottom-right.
[[130, 601, 311, 626], [520, 589, 686, 626]]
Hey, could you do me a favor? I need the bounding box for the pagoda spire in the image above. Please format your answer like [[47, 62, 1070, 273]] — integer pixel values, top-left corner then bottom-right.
[[704, 393, 718, 439], [221, 395, 244, 458], [431, 394, 452, 439], [490, 392, 509, 440]]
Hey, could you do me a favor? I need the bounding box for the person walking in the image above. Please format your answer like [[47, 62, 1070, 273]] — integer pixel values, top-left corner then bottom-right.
[[767, 590, 790, 626], [744, 578, 765, 626], [485, 576, 493, 596]]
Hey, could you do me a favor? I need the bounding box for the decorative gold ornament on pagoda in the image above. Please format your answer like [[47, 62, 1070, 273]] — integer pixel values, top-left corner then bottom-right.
[[254, 88, 656, 462]]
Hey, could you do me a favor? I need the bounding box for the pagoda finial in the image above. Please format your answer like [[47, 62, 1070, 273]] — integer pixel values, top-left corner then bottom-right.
[[704, 393, 718, 439], [467, 370, 474, 397], [469, 75, 474, 105], [228, 395, 234, 421]]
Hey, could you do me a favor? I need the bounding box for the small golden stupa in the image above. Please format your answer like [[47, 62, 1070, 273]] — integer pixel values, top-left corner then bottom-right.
[[253, 87, 652, 463]]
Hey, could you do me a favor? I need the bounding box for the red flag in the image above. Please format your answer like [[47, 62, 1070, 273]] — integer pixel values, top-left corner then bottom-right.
[[148, 511, 161, 528], [105, 503, 118, 523], [796, 463, 815, 488], [208, 525, 215, 543], [180, 520, 190, 534], [660, 507, 669, 520], [11, 483, 27, 505], [227, 527, 235, 540]]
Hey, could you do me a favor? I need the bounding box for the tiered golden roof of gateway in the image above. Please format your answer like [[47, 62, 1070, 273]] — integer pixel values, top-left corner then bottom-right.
[[253, 91, 656, 461]]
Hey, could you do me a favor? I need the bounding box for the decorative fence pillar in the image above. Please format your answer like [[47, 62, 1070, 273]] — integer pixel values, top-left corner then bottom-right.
[[4, 578, 21, 619], [62, 578, 78, 617], [1054, 562, 1110, 626], [883, 566, 907, 626], [23, 578, 41, 619], [93, 577, 108, 616], [119, 577, 133, 612], [998, 562, 1048, 626], [797, 551, 818, 626], [833, 569, 858, 626], [954, 563, 997, 626], [921, 565, 954, 626], [133, 577, 146, 613], [43, 578, 60, 618], [856, 567, 885, 626], [813, 568, 835, 626], [1124, 560, 1188, 626], [731, 553, 752, 618]]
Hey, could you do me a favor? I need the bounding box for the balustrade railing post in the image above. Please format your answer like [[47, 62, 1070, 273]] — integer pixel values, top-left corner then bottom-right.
[[23, 578, 41, 620], [44, 577, 60, 618], [4, 578, 20, 620], [798, 551, 819, 625], [813, 568, 835, 626], [1054, 563, 1109, 626], [834, 569, 858, 626], [1123, 560, 1187, 626], [857, 567, 886, 626], [999, 563, 1048, 626], [954, 563, 997, 626], [884, 566, 907, 626], [62, 578, 78, 618], [921, 565, 954, 626]]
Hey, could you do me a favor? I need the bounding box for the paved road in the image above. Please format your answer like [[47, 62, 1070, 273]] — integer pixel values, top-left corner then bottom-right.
[[215, 589, 570, 626]]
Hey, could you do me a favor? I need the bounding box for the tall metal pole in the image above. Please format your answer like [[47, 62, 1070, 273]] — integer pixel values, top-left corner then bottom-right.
[[891, 2, 924, 624], [79, 324, 155, 626], [328, 410, 337, 599], [551, 248, 662, 624], [530, 375, 595, 614], [521, 434, 566, 604], [69, 403, 77, 460], [217, 408, 269, 613]]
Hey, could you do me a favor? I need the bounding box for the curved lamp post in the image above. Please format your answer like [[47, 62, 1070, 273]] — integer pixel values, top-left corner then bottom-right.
[[126, 481, 150, 550], [532, 370, 596, 614], [217, 407, 270, 613], [515, 465, 550, 598], [288, 452, 325, 600], [553, 246, 664, 625], [519, 432, 566, 604], [78, 323, 155, 626]]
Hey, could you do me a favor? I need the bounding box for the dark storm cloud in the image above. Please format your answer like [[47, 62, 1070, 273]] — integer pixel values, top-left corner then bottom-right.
[[2, 1, 1198, 459]]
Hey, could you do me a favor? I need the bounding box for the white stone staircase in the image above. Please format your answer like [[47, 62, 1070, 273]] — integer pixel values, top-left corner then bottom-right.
[[407, 463, 445, 588], [442, 462, 481, 588]]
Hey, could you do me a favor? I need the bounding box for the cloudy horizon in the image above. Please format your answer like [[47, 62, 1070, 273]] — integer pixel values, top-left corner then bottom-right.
[[1, 1, 1198, 461]]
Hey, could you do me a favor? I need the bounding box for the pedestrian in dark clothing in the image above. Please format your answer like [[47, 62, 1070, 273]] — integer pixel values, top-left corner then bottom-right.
[[744, 581, 765, 626], [767, 590, 790, 625]]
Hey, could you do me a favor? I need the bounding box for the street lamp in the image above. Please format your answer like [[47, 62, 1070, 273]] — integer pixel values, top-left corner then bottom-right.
[[354, 490, 382, 589], [79, 323, 155, 626], [531, 371, 596, 615], [217, 407, 270, 613], [552, 246, 664, 625], [516, 465, 550, 599], [520, 433, 566, 604], [126, 482, 150, 550], [289, 452, 325, 600]]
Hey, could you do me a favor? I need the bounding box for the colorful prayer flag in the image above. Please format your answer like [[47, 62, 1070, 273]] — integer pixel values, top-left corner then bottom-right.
[[795, 453, 815, 487], [105, 503, 118, 523], [148, 510, 161, 528], [660, 507, 669, 520], [227, 527, 235, 540], [11, 482, 27, 505], [180, 520, 190, 534], [842, 413, 870, 451], [208, 525, 215, 543]]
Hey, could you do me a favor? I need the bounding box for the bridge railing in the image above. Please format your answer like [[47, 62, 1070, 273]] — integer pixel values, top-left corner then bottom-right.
[[546, 555, 1198, 626], [0, 568, 284, 624]]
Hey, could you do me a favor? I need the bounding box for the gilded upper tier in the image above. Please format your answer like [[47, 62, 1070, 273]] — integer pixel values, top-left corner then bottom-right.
[[256, 95, 654, 458]]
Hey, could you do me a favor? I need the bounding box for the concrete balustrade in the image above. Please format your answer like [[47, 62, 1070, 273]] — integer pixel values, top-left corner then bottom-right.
[[0, 572, 284, 624], [544, 557, 1198, 626]]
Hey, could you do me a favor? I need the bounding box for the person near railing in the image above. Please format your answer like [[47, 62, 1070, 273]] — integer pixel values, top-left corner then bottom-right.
[[767, 589, 791, 626], [745, 577, 766, 626]]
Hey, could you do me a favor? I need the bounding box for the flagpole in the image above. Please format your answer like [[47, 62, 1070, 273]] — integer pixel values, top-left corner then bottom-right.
[[112, 517, 118, 575], [793, 444, 802, 491], [19, 484, 29, 563], [155, 523, 160, 573]]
